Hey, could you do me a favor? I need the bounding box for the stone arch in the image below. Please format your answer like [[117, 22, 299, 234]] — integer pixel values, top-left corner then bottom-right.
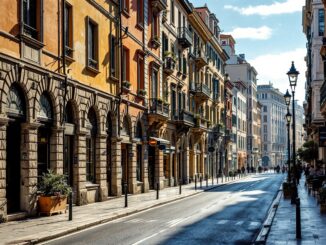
[[6, 83, 27, 120], [121, 114, 132, 139], [34, 76, 61, 126], [65, 85, 82, 129], [0, 66, 33, 121]]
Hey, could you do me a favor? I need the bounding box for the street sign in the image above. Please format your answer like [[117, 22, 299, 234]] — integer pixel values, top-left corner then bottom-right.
[[149, 139, 157, 146]]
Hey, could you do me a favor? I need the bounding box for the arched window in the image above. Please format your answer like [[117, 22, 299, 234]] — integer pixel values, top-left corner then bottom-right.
[[86, 108, 97, 183], [7, 84, 26, 118], [39, 93, 53, 122]]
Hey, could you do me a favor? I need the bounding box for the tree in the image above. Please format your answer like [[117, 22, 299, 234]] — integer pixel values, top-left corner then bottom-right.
[[297, 140, 318, 163]]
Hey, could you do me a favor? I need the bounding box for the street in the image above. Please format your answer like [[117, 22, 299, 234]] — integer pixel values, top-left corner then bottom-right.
[[44, 173, 284, 245]]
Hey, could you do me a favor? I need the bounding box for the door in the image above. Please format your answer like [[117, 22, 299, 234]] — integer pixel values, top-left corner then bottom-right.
[[64, 135, 74, 187], [148, 146, 155, 189], [107, 138, 112, 196], [6, 120, 21, 213], [121, 144, 128, 193]]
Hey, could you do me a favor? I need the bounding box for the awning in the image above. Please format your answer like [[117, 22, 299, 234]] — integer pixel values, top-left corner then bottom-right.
[[149, 137, 170, 145]]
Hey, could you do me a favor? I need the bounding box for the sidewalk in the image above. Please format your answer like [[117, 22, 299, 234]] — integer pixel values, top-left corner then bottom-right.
[[0, 175, 248, 245], [266, 176, 326, 244]]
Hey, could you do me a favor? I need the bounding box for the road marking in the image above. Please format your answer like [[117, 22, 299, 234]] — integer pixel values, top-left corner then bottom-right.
[[125, 218, 157, 224], [235, 221, 244, 225], [249, 221, 261, 227], [216, 220, 228, 225]]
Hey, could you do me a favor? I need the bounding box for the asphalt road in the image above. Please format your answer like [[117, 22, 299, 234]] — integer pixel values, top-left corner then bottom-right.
[[45, 173, 284, 245]]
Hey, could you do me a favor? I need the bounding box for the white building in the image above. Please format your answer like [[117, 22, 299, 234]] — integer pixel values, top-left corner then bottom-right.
[[258, 84, 288, 167]]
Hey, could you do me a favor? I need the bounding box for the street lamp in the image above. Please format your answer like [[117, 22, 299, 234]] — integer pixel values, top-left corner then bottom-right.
[[284, 89, 291, 107], [285, 110, 292, 182]]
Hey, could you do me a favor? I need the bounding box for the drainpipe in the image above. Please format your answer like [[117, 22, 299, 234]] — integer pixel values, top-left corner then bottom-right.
[[117, 0, 123, 136]]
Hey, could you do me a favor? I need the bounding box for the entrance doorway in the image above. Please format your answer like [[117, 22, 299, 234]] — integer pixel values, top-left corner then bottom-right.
[[64, 135, 74, 187], [121, 144, 128, 193], [148, 146, 155, 189], [6, 120, 21, 213]]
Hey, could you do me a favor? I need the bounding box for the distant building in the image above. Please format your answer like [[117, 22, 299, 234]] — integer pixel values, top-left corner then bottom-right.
[[257, 84, 287, 167]]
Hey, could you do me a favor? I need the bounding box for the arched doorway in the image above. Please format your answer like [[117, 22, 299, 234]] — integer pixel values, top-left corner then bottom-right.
[[107, 113, 113, 196], [6, 84, 26, 213], [135, 121, 143, 184], [37, 93, 53, 178], [86, 108, 97, 183], [120, 116, 131, 193], [64, 101, 75, 188]]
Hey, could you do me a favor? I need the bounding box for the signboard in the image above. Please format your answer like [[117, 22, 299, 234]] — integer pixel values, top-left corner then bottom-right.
[[319, 127, 326, 147], [208, 146, 215, 152]]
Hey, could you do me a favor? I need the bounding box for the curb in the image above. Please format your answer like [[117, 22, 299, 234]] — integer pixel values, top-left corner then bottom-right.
[[7, 175, 251, 245], [253, 185, 283, 245]]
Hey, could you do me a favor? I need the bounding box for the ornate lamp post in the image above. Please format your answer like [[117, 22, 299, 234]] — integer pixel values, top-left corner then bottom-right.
[[285, 109, 292, 182]]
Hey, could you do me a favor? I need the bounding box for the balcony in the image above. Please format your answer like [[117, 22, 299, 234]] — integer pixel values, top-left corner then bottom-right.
[[190, 82, 211, 101], [163, 56, 176, 75], [148, 98, 169, 121], [320, 81, 326, 116], [194, 49, 208, 69], [151, 0, 167, 13], [173, 110, 195, 127], [193, 117, 208, 132], [178, 27, 192, 48]]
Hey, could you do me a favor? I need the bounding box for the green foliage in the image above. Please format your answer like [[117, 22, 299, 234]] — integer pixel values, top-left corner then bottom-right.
[[297, 140, 318, 163], [38, 170, 72, 196]]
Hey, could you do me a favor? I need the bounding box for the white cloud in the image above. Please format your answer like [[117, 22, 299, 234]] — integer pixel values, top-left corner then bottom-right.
[[224, 0, 305, 16], [227, 26, 272, 40], [249, 48, 307, 105]]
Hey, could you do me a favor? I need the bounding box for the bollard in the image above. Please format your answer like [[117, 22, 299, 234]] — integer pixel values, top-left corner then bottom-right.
[[212, 175, 214, 185], [296, 197, 301, 239], [124, 183, 128, 208], [206, 174, 208, 188], [222, 175, 223, 183], [68, 191, 73, 221], [195, 175, 197, 191], [156, 182, 159, 200], [200, 176, 202, 188], [179, 180, 182, 195]]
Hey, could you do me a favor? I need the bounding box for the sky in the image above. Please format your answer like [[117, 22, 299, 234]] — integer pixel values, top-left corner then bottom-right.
[[192, 0, 307, 105]]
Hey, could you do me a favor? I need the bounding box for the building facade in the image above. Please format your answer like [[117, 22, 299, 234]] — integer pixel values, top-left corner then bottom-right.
[[257, 84, 287, 167]]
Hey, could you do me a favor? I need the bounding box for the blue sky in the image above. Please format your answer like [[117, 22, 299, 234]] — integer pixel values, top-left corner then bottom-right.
[[192, 0, 307, 104]]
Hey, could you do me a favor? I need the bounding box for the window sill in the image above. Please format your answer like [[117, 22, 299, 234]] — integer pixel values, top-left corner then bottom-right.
[[109, 75, 119, 83], [136, 23, 144, 31], [65, 55, 75, 64], [86, 65, 100, 75], [20, 34, 44, 49], [85, 183, 100, 190], [122, 9, 130, 18]]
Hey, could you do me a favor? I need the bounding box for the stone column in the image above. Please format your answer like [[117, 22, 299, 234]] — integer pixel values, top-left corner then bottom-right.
[[75, 131, 87, 205], [0, 117, 8, 221], [128, 142, 137, 194], [155, 147, 164, 189], [50, 126, 64, 175], [111, 137, 122, 196], [184, 147, 189, 184], [96, 134, 108, 201], [21, 122, 40, 215], [142, 143, 149, 192]]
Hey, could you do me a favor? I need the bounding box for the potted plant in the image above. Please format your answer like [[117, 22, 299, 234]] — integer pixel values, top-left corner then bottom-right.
[[138, 89, 147, 97], [37, 170, 72, 216], [122, 80, 131, 89]]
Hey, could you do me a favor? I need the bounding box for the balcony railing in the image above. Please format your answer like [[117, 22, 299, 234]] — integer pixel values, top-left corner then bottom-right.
[[149, 98, 169, 119], [178, 27, 192, 48], [151, 0, 167, 13], [194, 49, 208, 68], [190, 82, 211, 100], [173, 110, 195, 126], [194, 117, 207, 129], [320, 80, 326, 109], [163, 56, 176, 75]]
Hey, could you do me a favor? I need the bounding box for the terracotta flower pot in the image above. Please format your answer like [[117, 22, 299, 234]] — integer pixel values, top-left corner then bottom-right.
[[38, 195, 67, 216]]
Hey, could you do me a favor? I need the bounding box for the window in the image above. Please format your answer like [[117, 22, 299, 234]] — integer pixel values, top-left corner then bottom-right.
[[122, 47, 130, 82], [137, 0, 144, 27], [171, 88, 176, 117], [64, 2, 73, 57], [182, 56, 187, 75], [319, 9, 325, 36], [110, 34, 117, 78], [122, 0, 129, 14], [151, 66, 159, 98], [263, 115, 267, 122], [264, 106, 267, 112], [87, 17, 98, 70], [22, 0, 43, 41], [170, 0, 175, 25], [137, 54, 144, 90], [263, 125, 267, 133], [152, 14, 159, 39]]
